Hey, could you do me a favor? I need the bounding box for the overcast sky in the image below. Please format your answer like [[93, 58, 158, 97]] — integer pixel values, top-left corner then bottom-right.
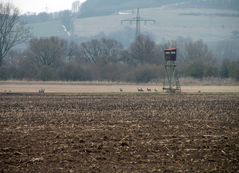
[[1, 0, 87, 13]]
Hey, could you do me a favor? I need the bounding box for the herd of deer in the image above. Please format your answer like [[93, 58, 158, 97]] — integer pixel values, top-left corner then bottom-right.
[[138, 88, 158, 92], [119, 88, 158, 92], [38, 88, 159, 94], [38, 88, 45, 95]]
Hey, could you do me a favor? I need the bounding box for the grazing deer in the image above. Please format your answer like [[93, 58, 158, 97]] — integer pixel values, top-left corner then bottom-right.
[[137, 88, 144, 92], [4, 90, 12, 94], [38, 88, 45, 95], [147, 88, 151, 92], [120, 88, 123, 92], [154, 89, 158, 92]]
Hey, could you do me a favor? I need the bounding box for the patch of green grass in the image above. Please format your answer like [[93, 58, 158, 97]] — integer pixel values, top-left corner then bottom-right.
[[27, 20, 68, 38], [73, 7, 239, 43], [27, 7, 239, 44]]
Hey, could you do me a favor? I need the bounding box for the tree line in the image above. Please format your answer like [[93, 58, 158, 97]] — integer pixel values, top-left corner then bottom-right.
[[0, 35, 238, 82]]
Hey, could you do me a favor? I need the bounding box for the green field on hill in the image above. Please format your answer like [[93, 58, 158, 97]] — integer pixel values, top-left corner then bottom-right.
[[74, 7, 239, 43], [28, 7, 239, 44], [27, 20, 68, 38]]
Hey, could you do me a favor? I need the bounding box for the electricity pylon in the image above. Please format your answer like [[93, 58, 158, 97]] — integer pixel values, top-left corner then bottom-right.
[[121, 8, 155, 38]]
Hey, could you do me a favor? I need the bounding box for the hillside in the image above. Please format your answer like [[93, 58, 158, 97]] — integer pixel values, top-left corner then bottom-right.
[[73, 6, 239, 45], [26, 5, 239, 48], [79, 0, 239, 17], [27, 20, 69, 38], [79, 0, 178, 17]]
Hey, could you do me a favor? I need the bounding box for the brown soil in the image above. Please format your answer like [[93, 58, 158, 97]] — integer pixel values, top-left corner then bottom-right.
[[0, 93, 238, 173]]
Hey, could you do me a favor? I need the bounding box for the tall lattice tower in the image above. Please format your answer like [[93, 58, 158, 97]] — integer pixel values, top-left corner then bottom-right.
[[121, 8, 155, 38], [163, 48, 181, 93]]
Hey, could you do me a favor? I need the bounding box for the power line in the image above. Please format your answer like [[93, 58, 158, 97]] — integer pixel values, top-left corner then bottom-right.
[[121, 8, 156, 38]]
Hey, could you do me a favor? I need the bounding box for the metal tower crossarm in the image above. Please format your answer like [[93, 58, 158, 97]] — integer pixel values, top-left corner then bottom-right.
[[121, 8, 156, 38]]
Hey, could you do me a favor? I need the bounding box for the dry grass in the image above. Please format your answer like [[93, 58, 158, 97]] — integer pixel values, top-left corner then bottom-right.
[[0, 81, 238, 94], [182, 86, 239, 93]]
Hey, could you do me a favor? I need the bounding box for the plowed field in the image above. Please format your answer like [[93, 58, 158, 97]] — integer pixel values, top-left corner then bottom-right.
[[0, 93, 238, 172]]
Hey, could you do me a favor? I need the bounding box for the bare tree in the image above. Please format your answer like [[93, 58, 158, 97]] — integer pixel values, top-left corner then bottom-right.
[[80, 39, 100, 63], [80, 38, 123, 64], [59, 10, 73, 34], [27, 37, 66, 67], [183, 40, 218, 78], [128, 35, 158, 64], [0, 2, 30, 65]]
